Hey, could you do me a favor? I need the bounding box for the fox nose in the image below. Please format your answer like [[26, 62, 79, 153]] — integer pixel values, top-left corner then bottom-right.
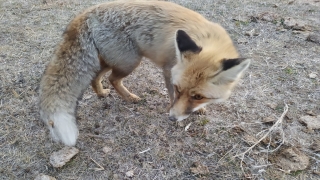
[[169, 116, 177, 121]]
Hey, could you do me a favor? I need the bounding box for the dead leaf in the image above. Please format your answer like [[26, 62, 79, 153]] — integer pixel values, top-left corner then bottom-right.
[[254, 12, 279, 22], [293, 30, 310, 40], [243, 133, 258, 146], [267, 102, 278, 109], [306, 110, 316, 116], [270, 147, 309, 171], [313, 170, 320, 176], [261, 137, 277, 148], [12, 89, 19, 98], [299, 115, 320, 132], [190, 162, 209, 175], [262, 116, 276, 123], [231, 125, 245, 134], [50, 147, 79, 168]]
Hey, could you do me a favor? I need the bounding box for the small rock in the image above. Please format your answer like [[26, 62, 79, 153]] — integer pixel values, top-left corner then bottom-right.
[[102, 146, 112, 154], [125, 170, 134, 178], [237, 38, 248, 44], [190, 162, 209, 175], [270, 147, 309, 171], [83, 94, 92, 100], [279, 28, 287, 32], [307, 33, 320, 44], [160, 89, 167, 96], [149, 105, 156, 110], [245, 29, 259, 37], [299, 115, 320, 132], [34, 174, 56, 180], [50, 147, 79, 168], [308, 72, 318, 79], [112, 174, 120, 180], [233, 16, 251, 23], [283, 17, 309, 31]]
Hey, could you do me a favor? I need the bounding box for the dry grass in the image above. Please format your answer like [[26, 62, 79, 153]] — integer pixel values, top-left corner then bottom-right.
[[0, 0, 319, 179]]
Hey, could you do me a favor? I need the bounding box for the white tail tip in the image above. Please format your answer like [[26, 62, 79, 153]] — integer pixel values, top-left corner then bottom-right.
[[49, 112, 79, 146]]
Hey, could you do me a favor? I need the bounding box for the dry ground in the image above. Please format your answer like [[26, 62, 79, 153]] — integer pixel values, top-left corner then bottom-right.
[[0, 0, 320, 179]]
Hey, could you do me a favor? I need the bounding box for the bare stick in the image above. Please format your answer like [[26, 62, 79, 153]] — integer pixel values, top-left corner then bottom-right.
[[90, 157, 105, 170], [83, 133, 108, 139], [123, 106, 135, 116], [234, 103, 289, 170]]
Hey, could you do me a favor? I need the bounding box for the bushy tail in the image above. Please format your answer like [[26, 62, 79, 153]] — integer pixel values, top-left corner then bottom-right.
[[39, 39, 100, 146], [39, 54, 98, 146], [39, 50, 99, 146], [42, 111, 79, 146]]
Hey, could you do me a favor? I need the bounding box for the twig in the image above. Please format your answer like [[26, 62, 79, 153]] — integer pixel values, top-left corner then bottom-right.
[[90, 157, 105, 171], [84, 133, 108, 139], [217, 143, 239, 164], [123, 106, 135, 116], [234, 103, 288, 170], [139, 148, 151, 154]]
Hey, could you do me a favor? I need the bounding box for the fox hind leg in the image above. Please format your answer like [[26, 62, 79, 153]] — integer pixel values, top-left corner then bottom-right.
[[91, 67, 111, 97], [91, 57, 111, 97], [108, 59, 142, 103]]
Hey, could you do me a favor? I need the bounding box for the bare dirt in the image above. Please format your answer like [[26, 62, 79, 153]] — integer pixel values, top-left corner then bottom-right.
[[0, 0, 319, 179]]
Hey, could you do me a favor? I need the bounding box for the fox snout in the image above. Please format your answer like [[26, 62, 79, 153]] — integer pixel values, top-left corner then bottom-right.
[[168, 100, 194, 122], [168, 111, 190, 122], [169, 103, 206, 121]]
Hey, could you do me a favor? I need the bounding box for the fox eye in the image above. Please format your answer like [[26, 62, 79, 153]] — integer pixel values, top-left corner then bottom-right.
[[193, 94, 203, 100]]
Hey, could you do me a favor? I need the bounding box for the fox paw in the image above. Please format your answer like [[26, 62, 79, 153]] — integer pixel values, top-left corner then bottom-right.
[[97, 89, 110, 97], [127, 93, 141, 103], [196, 107, 206, 115]]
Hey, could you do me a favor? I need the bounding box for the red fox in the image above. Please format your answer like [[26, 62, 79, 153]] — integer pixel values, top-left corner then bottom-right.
[[39, 1, 250, 146]]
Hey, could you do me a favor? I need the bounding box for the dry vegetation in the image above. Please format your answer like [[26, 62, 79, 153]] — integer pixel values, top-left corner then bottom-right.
[[0, 0, 319, 179]]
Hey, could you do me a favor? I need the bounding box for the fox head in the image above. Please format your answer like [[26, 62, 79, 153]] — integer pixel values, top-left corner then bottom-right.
[[169, 29, 250, 121]]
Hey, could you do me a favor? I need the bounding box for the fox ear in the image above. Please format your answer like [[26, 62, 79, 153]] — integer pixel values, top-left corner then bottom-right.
[[175, 30, 202, 62], [213, 58, 251, 84]]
